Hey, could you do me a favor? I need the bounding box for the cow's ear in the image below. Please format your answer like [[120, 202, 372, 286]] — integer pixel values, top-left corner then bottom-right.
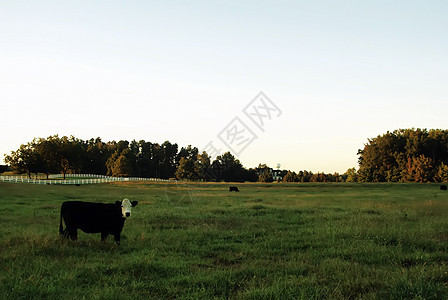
[[115, 201, 121, 206], [131, 201, 138, 207]]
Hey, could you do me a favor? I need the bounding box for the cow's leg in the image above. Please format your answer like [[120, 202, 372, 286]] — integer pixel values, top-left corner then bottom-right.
[[114, 233, 121, 245], [68, 228, 77, 241], [62, 228, 70, 239], [101, 232, 108, 242]]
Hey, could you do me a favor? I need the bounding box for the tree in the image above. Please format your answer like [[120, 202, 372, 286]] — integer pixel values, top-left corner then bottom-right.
[[331, 172, 343, 182], [175, 157, 199, 180], [214, 152, 246, 182], [243, 168, 259, 182], [144, 142, 163, 178], [310, 172, 326, 182], [135, 141, 154, 178], [358, 129, 448, 182], [86, 138, 113, 175], [4, 141, 41, 178], [175, 145, 201, 180], [159, 141, 178, 179], [196, 151, 212, 181], [177, 145, 199, 165], [259, 169, 273, 183], [300, 170, 312, 182], [282, 171, 298, 182], [0, 165, 8, 174], [357, 131, 405, 182], [35, 136, 60, 178], [402, 154, 433, 183], [106, 148, 134, 177], [345, 168, 358, 183], [434, 163, 448, 183], [58, 136, 86, 179]]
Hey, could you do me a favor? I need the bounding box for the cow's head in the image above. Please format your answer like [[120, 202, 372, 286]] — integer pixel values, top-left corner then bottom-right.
[[116, 198, 138, 218]]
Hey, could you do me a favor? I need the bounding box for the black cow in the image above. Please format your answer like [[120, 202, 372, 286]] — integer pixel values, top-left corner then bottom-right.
[[440, 185, 447, 191], [229, 186, 239, 192], [59, 198, 138, 245]]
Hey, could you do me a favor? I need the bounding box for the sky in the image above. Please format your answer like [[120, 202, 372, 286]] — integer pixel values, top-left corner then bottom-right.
[[1, 0, 448, 173]]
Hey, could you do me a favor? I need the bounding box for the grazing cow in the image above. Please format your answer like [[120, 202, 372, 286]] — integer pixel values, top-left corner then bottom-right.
[[59, 198, 138, 245], [229, 186, 239, 192], [440, 185, 447, 191]]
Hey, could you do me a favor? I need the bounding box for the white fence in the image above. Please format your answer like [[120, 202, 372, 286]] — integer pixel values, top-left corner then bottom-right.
[[0, 174, 173, 185]]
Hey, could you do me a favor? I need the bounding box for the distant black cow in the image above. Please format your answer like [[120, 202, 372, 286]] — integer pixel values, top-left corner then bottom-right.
[[440, 185, 447, 191], [59, 199, 138, 245], [229, 186, 239, 192]]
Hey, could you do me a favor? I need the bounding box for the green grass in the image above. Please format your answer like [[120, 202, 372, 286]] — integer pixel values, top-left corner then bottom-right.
[[0, 182, 447, 299]]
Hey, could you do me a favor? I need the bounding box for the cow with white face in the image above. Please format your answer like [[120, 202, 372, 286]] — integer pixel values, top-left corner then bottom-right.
[[59, 198, 138, 245], [120, 198, 135, 218]]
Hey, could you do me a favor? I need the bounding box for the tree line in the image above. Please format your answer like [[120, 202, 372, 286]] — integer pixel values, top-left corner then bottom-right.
[[4, 129, 447, 183], [356, 128, 448, 182], [2, 135, 264, 182], [4, 136, 194, 180], [3, 135, 355, 182]]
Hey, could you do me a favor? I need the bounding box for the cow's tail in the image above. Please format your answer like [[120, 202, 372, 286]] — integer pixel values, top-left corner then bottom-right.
[[59, 205, 64, 236]]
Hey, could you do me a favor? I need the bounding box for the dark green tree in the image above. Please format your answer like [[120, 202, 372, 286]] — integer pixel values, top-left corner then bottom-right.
[[358, 129, 448, 182], [243, 168, 259, 182], [434, 163, 448, 182], [106, 148, 135, 177], [345, 168, 358, 183], [177, 145, 199, 164], [213, 152, 246, 182], [4, 140, 41, 178], [85, 138, 114, 175], [159, 141, 178, 179], [196, 151, 212, 181], [259, 168, 273, 183], [175, 157, 199, 180], [282, 171, 298, 182], [0, 165, 8, 174]]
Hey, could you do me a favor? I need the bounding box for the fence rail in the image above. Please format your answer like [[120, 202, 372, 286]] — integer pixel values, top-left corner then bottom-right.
[[0, 174, 174, 185]]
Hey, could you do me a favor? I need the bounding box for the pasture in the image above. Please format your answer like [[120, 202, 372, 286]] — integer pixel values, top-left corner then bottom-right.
[[0, 181, 447, 299]]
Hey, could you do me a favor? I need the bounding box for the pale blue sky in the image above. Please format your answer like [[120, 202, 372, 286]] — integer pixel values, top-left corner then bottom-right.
[[1, 1, 448, 173]]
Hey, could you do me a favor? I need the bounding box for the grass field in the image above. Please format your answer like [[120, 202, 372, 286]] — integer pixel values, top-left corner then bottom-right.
[[0, 181, 447, 299]]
